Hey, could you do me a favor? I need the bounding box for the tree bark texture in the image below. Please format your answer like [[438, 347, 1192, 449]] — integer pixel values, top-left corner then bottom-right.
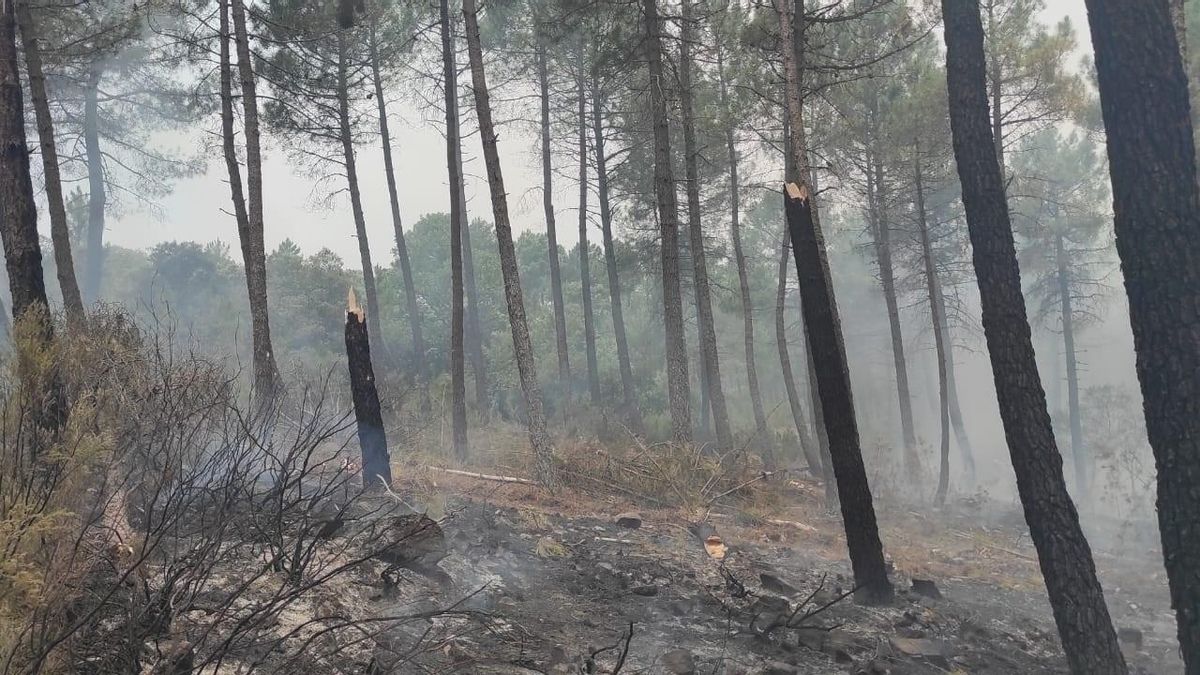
[[16, 0, 84, 323], [679, 0, 732, 453], [346, 294, 392, 490], [372, 18, 428, 407], [337, 29, 386, 357], [0, 0, 63, 430], [721, 59, 770, 459], [1083, 1, 1200, 668], [445, 20, 489, 417], [536, 43, 572, 404], [942, 2, 1125, 671], [462, 0, 557, 486], [868, 158, 919, 478], [934, 262, 977, 482], [591, 80, 642, 433], [229, 0, 278, 394], [784, 184, 891, 602], [441, 0, 468, 458], [642, 0, 691, 444], [780, 0, 884, 594], [83, 61, 106, 304], [1055, 235, 1086, 501], [916, 150, 951, 506], [775, 235, 820, 475], [576, 49, 600, 405]]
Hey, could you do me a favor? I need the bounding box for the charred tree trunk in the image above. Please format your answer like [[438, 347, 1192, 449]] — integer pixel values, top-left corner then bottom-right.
[[440, 0, 468, 458], [1083, 1, 1200, 667], [462, 0, 557, 486], [680, 0, 732, 452], [719, 47, 769, 459], [229, 0, 278, 395], [536, 43, 572, 405], [346, 291, 392, 490], [642, 0, 691, 444], [0, 0, 63, 429], [16, 0, 83, 323], [777, 0, 889, 602], [784, 184, 890, 602], [868, 158, 919, 480], [775, 236, 820, 475], [83, 62, 105, 304], [591, 79, 642, 433], [916, 150, 951, 506], [576, 49, 600, 405], [336, 29, 386, 357], [1, 2, 47, 322], [1055, 234, 1086, 501], [942, 2, 1125, 671], [371, 18, 428, 409]]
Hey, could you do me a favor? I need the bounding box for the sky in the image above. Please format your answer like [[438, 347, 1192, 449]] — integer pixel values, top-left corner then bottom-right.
[[103, 0, 1094, 266]]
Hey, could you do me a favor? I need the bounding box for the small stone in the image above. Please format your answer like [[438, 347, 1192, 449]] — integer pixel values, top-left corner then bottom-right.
[[794, 627, 827, 651], [911, 578, 942, 599], [615, 512, 643, 529], [661, 648, 696, 674], [888, 636, 956, 660]]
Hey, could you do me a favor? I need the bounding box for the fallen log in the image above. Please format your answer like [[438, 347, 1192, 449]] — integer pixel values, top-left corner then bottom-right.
[[430, 466, 537, 485]]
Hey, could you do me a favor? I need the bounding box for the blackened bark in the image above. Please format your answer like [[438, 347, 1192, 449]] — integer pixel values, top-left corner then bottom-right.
[[346, 293, 392, 490], [591, 81, 642, 432], [229, 0, 278, 395], [679, 0, 731, 452], [83, 62, 105, 304], [462, 0, 557, 486], [868, 159, 919, 479], [942, 2, 1124, 670], [916, 150, 951, 506], [16, 0, 83, 323], [775, 235, 820, 475], [0, 0, 63, 429], [784, 184, 890, 602], [441, 0, 468, 458], [1083, 1, 1200, 667], [337, 29, 386, 356], [537, 43, 571, 403], [1056, 235, 1086, 500], [371, 18, 428, 408], [642, 0, 691, 444], [1, 1, 48, 323], [577, 50, 600, 405]]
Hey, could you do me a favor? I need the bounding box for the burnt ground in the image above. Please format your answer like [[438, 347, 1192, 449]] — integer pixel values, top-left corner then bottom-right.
[[352, 471, 1182, 675]]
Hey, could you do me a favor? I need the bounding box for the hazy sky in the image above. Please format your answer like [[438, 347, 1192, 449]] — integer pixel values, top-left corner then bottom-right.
[[103, 0, 1093, 265]]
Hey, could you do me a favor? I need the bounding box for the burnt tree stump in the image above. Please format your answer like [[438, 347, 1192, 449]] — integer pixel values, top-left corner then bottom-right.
[[345, 288, 392, 490]]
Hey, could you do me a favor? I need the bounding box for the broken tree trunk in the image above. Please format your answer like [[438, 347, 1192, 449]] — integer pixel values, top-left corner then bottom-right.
[[345, 289, 392, 490], [783, 182, 891, 603]]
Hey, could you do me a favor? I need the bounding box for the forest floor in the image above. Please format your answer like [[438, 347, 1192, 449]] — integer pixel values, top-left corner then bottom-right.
[[331, 432, 1182, 675]]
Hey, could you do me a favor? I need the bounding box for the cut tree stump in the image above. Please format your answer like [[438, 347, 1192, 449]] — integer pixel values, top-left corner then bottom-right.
[[346, 288, 392, 490]]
